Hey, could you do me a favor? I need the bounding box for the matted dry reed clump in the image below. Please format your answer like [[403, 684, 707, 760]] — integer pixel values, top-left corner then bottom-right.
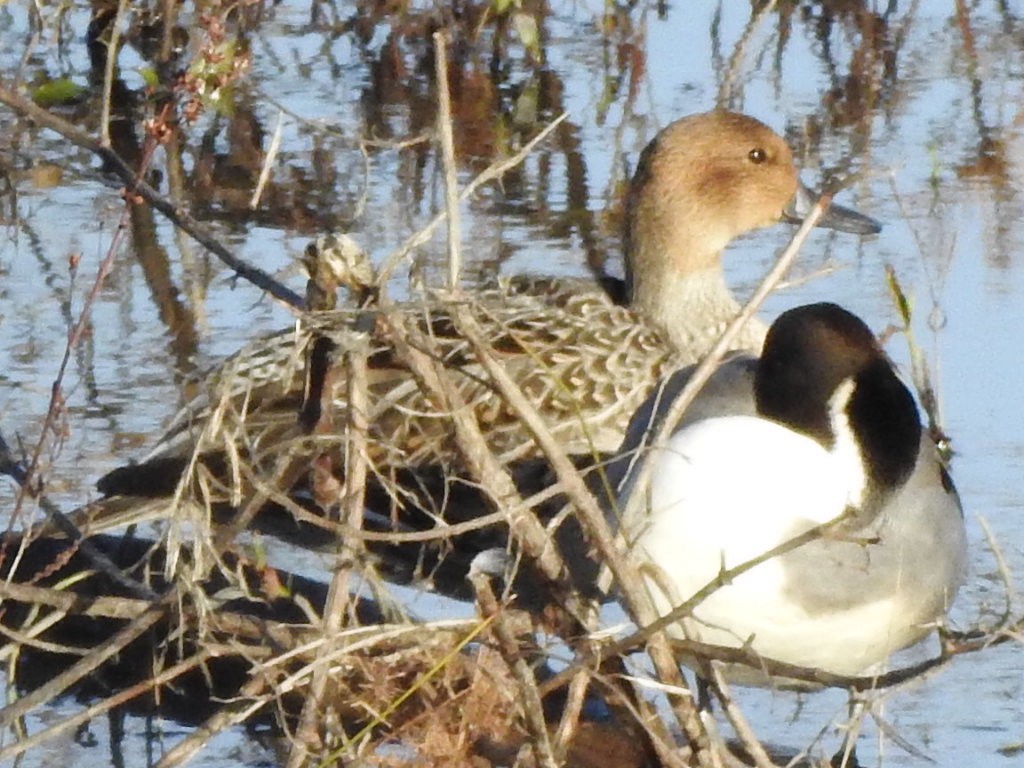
[[326, 637, 527, 766], [0, 520, 601, 766], [34, 240, 999, 768], [36, 257, 687, 763]]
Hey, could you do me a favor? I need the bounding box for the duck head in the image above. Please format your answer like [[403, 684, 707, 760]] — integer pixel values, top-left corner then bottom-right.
[[755, 302, 922, 511], [625, 111, 880, 351]]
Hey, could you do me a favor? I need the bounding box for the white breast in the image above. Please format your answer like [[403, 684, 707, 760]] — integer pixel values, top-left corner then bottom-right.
[[628, 415, 868, 675], [637, 415, 848, 569]]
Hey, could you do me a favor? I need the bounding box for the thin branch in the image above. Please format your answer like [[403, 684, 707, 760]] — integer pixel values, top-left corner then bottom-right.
[[433, 31, 463, 289], [449, 306, 712, 768], [0, 80, 304, 308], [0, 648, 215, 764], [0, 591, 174, 731], [375, 113, 568, 290], [469, 571, 559, 768]]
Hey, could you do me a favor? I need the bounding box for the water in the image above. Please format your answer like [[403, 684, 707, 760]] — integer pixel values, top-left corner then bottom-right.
[[1, 1, 1022, 765]]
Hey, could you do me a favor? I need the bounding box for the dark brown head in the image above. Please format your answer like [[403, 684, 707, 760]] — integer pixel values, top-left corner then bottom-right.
[[756, 302, 922, 497]]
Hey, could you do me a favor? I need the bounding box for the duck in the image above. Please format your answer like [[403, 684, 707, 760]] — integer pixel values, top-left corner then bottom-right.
[[611, 302, 967, 685], [93, 112, 881, 597]]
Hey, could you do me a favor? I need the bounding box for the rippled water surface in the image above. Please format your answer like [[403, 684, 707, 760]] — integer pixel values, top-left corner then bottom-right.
[[1, 1, 1023, 765]]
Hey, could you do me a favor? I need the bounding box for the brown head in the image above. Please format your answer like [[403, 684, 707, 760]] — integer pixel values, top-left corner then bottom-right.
[[623, 111, 878, 353], [625, 111, 801, 303]]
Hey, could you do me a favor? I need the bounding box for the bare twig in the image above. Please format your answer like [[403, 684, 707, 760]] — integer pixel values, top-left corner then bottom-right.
[[0, 591, 174, 731], [0, 343, 158, 603], [433, 32, 463, 289], [375, 113, 569, 289], [0, 80, 303, 308], [469, 570, 559, 768]]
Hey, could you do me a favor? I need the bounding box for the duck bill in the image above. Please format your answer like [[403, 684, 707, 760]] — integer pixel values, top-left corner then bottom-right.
[[783, 182, 881, 235]]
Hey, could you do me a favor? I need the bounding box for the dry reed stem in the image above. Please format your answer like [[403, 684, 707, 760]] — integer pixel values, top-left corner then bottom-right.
[[1, 577, 375, 662], [0, 612, 87, 657], [384, 311, 573, 589], [0, 581, 149, 622], [706, 666, 776, 768], [434, 31, 463, 289], [469, 570, 559, 768], [288, 329, 374, 766], [449, 306, 710, 768], [375, 113, 568, 289], [208, 406, 338, 554], [0, 648, 215, 764], [0, 591, 173, 731], [156, 673, 272, 768], [367, 313, 644, 759], [587, 621, 966, 694], [551, 660, 592, 761]]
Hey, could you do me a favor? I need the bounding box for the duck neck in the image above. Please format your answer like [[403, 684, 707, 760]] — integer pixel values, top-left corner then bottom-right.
[[827, 367, 922, 514], [827, 379, 871, 511], [845, 360, 922, 495], [628, 254, 766, 354]]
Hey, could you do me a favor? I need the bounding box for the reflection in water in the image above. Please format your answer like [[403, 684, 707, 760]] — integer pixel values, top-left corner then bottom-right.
[[1, 2, 1024, 766]]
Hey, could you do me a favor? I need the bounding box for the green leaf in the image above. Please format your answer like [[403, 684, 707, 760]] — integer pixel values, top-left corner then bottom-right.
[[31, 78, 87, 107], [512, 12, 540, 58], [884, 264, 913, 327], [138, 67, 160, 90]]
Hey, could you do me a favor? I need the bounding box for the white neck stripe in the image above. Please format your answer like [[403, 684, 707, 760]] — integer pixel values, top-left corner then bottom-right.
[[828, 377, 868, 509]]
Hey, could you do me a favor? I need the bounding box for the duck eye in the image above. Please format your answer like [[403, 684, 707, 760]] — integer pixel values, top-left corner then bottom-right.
[[748, 147, 768, 164]]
